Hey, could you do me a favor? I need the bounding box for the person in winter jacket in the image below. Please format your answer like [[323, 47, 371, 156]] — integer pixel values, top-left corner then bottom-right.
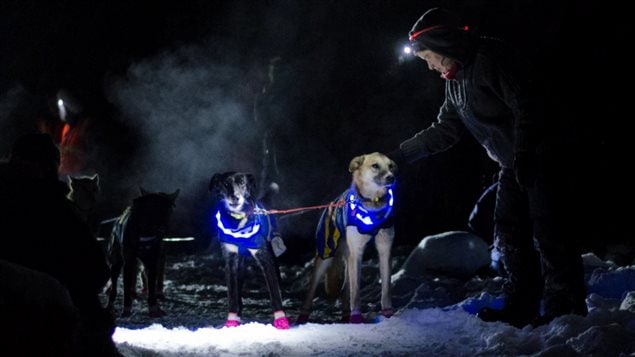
[[0, 133, 121, 356], [388, 7, 587, 327]]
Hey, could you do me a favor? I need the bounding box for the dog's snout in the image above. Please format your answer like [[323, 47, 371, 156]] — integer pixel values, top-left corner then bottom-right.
[[385, 174, 395, 184]]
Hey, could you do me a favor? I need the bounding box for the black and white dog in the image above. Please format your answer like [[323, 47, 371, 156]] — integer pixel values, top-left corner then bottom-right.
[[209, 172, 289, 329]]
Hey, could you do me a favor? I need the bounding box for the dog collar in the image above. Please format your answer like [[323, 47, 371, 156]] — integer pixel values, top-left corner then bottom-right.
[[215, 209, 261, 239], [347, 187, 394, 233]]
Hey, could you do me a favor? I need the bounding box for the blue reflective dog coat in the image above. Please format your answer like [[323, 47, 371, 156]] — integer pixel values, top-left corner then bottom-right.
[[315, 187, 394, 259], [214, 203, 275, 256]]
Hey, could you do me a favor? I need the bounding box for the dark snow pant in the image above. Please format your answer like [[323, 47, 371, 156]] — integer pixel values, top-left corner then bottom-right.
[[223, 242, 284, 316], [494, 165, 587, 319]]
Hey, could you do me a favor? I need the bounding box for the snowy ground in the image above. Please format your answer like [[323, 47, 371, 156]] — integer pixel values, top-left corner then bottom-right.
[[111, 242, 635, 356]]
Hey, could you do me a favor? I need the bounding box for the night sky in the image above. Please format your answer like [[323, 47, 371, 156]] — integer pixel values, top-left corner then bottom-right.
[[1, 0, 632, 259]]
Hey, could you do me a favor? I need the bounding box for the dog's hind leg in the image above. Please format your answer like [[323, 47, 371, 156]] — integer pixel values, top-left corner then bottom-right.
[[140, 242, 165, 317], [296, 255, 333, 324], [346, 228, 372, 323], [121, 252, 137, 317], [375, 228, 394, 318], [329, 241, 350, 322], [107, 241, 123, 312]]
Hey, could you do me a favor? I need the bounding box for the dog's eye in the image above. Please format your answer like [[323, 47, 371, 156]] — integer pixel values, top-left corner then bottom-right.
[[371, 163, 380, 170]]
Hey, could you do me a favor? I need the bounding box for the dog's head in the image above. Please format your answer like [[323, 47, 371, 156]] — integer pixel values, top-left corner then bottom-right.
[[349, 152, 397, 198], [67, 174, 100, 208], [209, 172, 257, 214]]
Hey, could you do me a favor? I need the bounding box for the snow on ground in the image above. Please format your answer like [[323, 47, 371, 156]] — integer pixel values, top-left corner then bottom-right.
[[111, 244, 635, 356]]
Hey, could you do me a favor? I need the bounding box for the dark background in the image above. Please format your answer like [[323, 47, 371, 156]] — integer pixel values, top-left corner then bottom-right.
[[1, 0, 632, 263]]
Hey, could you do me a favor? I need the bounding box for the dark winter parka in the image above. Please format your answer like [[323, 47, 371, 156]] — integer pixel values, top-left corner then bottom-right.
[[399, 36, 543, 169]]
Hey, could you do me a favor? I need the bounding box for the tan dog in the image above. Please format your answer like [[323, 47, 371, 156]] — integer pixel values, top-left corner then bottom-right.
[[297, 152, 397, 324]]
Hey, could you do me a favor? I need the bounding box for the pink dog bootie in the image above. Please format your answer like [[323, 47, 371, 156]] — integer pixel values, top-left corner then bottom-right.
[[224, 312, 240, 328], [273, 310, 290, 330], [224, 320, 240, 328]]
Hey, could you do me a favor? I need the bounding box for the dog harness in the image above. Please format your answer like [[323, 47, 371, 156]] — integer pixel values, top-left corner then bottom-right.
[[316, 186, 394, 259], [214, 203, 275, 256]]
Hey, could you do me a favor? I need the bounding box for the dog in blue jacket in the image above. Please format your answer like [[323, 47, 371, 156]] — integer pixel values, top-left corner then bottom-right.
[[297, 152, 397, 324], [209, 171, 289, 329]]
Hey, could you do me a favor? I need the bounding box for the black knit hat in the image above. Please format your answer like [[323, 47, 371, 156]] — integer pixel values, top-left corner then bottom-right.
[[408, 8, 472, 61]]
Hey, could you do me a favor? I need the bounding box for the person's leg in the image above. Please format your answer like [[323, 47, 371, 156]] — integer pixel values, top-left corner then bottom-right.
[[529, 159, 587, 325], [479, 168, 542, 327]]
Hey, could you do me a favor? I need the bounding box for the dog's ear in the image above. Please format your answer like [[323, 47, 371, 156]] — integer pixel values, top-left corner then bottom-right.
[[210, 172, 236, 193], [168, 189, 180, 204], [209, 174, 224, 193], [91, 173, 99, 185], [389, 158, 398, 173], [348, 154, 366, 173]]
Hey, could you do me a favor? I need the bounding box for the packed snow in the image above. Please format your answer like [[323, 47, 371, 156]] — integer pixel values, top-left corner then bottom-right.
[[110, 237, 635, 357]]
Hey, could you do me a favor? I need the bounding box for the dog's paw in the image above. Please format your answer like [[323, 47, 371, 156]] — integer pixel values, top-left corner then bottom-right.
[[295, 313, 310, 325], [148, 304, 166, 318], [381, 308, 394, 318], [274, 316, 290, 330], [349, 313, 363, 324]]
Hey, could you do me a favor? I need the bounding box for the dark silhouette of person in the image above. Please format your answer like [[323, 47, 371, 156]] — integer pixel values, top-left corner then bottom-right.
[[389, 8, 586, 327], [1, 258, 79, 356], [0, 133, 121, 356], [37, 88, 100, 177]]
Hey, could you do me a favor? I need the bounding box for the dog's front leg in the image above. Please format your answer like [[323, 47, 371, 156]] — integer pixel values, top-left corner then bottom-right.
[[376, 227, 394, 317], [222, 243, 244, 322], [250, 244, 283, 313], [251, 244, 290, 329], [346, 227, 371, 323]]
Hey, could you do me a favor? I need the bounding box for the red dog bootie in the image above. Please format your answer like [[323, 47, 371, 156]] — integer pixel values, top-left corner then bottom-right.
[[224, 312, 240, 328], [273, 310, 290, 330]]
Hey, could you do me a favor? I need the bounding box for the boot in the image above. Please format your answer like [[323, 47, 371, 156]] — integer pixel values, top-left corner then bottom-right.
[[477, 306, 536, 328]]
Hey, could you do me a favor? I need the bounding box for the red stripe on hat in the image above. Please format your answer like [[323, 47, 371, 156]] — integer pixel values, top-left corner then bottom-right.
[[409, 24, 445, 42], [409, 24, 469, 42]]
